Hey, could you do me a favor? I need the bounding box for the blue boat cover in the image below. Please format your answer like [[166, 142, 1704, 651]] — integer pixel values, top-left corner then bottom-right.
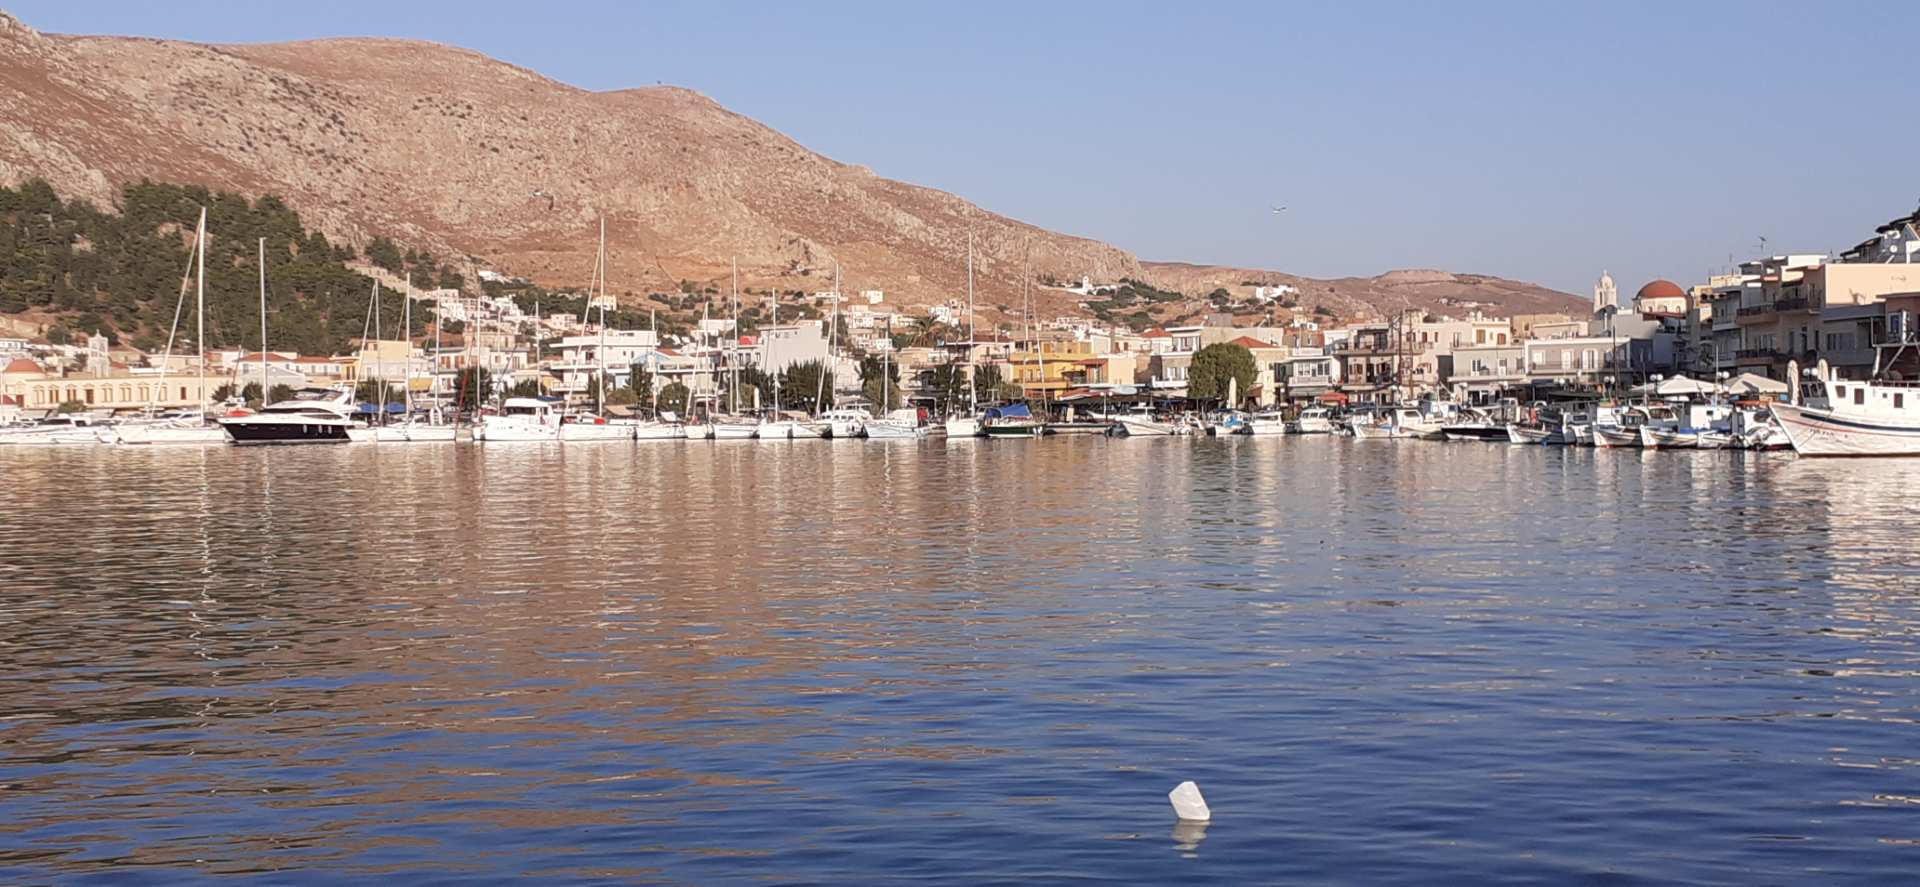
[[984, 404, 1032, 420]]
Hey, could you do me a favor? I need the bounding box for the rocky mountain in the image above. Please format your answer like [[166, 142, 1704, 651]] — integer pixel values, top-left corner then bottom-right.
[[0, 10, 1581, 325]]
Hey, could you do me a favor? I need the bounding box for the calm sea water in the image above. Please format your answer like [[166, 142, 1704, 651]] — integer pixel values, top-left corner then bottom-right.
[[3, 437, 1919, 884]]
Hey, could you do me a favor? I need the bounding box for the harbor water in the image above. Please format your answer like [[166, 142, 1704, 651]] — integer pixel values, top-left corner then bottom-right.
[[3, 438, 1919, 883]]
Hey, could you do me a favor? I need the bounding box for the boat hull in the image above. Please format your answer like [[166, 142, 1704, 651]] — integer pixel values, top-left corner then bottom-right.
[[944, 417, 982, 437], [1771, 402, 1920, 457], [711, 423, 759, 440], [114, 424, 227, 446], [1593, 427, 1642, 448], [1441, 425, 1506, 441], [558, 422, 631, 442], [1116, 418, 1190, 436], [864, 420, 925, 439], [221, 418, 354, 445], [1639, 427, 1698, 449], [477, 419, 559, 442]]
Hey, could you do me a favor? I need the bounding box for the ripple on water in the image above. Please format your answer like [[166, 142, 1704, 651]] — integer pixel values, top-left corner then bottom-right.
[[2, 439, 1920, 883]]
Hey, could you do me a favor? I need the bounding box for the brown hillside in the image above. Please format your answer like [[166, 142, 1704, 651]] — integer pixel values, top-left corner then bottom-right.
[[0, 11, 1581, 322]]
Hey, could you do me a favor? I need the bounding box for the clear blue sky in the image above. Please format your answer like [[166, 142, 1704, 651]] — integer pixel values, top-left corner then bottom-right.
[[12, 1, 1919, 297]]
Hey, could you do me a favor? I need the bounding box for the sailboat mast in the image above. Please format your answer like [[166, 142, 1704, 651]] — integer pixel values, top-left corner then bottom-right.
[[597, 216, 607, 416], [967, 230, 976, 413], [374, 281, 385, 418], [403, 275, 415, 420], [257, 238, 269, 404], [195, 210, 207, 410], [730, 256, 739, 414], [770, 290, 779, 415]]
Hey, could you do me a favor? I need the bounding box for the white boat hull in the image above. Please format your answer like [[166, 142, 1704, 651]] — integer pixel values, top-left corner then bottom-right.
[[1292, 418, 1333, 434], [711, 422, 760, 440], [628, 421, 684, 440], [1244, 419, 1288, 436], [1593, 426, 1642, 448], [944, 417, 982, 437], [683, 423, 713, 440], [558, 421, 632, 442], [114, 424, 228, 446], [0, 428, 113, 446], [828, 419, 865, 439], [1350, 422, 1396, 440], [402, 424, 458, 442], [1771, 402, 1920, 457], [1639, 427, 1698, 449], [477, 419, 559, 442], [864, 420, 925, 439], [1116, 418, 1191, 437]]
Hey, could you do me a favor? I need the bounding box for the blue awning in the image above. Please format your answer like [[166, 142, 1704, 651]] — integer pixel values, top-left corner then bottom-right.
[[984, 404, 1032, 420], [355, 402, 408, 414]]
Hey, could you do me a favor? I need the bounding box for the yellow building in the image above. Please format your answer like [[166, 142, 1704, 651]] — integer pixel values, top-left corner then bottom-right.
[[1008, 340, 1096, 397], [0, 359, 222, 412]]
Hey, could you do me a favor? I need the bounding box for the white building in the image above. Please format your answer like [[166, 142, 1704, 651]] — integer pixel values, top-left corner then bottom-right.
[[550, 329, 661, 399]]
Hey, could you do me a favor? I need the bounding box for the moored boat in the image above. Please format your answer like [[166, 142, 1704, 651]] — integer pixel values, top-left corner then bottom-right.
[[220, 388, 359, 445]]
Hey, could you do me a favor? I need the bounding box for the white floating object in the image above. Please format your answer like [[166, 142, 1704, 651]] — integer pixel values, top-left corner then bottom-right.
[[1168, 780, 1211, 822]]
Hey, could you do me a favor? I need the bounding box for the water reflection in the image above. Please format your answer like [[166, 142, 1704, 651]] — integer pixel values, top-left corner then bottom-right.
[[2, 440, 1919, 882]]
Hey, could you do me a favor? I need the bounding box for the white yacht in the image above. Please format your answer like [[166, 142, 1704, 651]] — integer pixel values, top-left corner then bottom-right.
[[710, 416, 761, 440], [220, 388, 359, 444], [475, 397, 562, 442]]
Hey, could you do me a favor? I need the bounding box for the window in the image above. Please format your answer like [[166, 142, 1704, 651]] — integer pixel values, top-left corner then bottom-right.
[[1856, 388, 1866, 406], [1475, 329, 1487, 344], [1897, 394, 1906, 410], [1559, 350, 1571, 370]]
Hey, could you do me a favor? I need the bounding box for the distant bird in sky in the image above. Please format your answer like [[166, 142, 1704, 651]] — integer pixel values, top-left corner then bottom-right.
[[1271, 206, 1288, 214]]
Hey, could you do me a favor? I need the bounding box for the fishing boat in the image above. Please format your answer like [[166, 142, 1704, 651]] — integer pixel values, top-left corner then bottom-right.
[[1350, 411, 1396, 440], [1772, 375, 1920, 457], [220, 388, 359, 444], [1506, 423, 1573, 445], [982, 403, 1046, 438], [1290, 407, 1335, 434], [476, 397, 562, 442], [1639, 426, 1700, 449], [1116, 414, 1197, 436], [1390, 406, 1447, 440], [1440, 408, 1507, 441], [1244, 410, 1288, 435]]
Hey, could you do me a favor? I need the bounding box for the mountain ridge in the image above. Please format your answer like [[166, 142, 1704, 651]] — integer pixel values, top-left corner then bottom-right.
[[0, 10, 1583, 325]]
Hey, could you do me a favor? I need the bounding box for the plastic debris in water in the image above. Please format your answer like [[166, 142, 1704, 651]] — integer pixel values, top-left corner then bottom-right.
[[1168, 781, 1211, 822]]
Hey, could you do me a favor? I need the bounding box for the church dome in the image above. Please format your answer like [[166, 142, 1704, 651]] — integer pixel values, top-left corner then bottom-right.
[[1636, 280, 1685, 302]]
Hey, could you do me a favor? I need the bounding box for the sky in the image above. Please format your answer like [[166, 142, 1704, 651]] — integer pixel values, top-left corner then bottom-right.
[[11, 1, 1920, 297]]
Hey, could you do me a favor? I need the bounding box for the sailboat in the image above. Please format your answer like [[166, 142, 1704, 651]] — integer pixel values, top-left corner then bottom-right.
[[756, 290, 804, 440], [118, 207, 228, 445], [944, 230, 983, 438], [710, 257, 761, 439], [560, 217, 634, 442], [864, 317, 925, 439], [387, 276, 456, 441]]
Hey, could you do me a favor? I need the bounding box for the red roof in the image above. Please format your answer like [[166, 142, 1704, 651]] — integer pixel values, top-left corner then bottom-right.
[[1636, 280, 1686, 301], [1228, 336, 1277, 349], [3, 358, 43, 374], [1144, 328, 1172, 338]]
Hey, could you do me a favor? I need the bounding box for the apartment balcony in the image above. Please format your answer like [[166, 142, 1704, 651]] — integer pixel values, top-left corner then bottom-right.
[[1774, 296, 1813, 313], [1735, 304, 1776, 325], [1733, 348, 1783, 366], [1335, 341, 1428, 357]]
